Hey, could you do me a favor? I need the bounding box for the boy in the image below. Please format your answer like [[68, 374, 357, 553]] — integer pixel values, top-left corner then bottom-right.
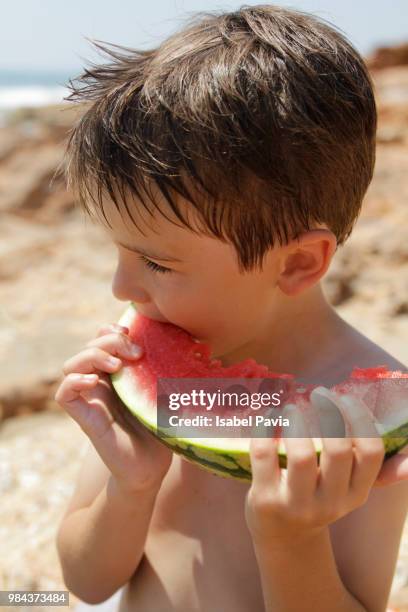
[[55, 5, 408, 611]]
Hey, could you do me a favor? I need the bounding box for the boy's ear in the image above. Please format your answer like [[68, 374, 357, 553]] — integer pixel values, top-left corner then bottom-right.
[[277, 229, 337, 296]]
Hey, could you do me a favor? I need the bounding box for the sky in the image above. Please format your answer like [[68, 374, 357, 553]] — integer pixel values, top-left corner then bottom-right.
[[1, 0, 407, 74]]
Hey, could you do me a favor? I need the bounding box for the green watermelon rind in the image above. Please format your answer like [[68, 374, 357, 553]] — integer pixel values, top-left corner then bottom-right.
[[110, 303, 408, 481]]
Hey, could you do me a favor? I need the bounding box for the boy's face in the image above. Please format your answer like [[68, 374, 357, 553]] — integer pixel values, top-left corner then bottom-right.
[[99, 191, 284, 361]]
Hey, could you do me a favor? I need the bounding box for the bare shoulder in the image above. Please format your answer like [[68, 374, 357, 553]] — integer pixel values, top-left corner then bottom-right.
[[302, 314, 407, 386], [352, 332, 406, 370], [60, 441, 111, 519], [332, 315, 407, 378]]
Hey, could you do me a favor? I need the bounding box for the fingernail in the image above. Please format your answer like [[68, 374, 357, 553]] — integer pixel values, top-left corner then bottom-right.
[[84, 374, 98, 381], [108, 357, 121, 366], [129, 344, 142, 356]]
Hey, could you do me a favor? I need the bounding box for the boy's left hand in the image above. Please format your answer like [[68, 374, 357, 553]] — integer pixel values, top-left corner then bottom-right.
[[245, 390, 387, 542]]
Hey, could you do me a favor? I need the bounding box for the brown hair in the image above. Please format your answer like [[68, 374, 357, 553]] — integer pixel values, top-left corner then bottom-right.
[[62, 3, 377, 272]]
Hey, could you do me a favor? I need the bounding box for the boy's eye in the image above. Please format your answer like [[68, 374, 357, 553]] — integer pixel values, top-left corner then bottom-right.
[[139, 255, 172, 274]]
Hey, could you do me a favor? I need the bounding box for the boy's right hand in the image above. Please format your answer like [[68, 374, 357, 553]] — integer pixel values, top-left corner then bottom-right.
[[54, 323, 173, 495]]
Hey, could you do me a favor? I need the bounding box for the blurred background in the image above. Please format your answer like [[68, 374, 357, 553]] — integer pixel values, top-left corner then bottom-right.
[[0, 1, 407, 610]]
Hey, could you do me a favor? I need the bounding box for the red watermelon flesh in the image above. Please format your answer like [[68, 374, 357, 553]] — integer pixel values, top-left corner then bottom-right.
[[123, 310, 407, 427]]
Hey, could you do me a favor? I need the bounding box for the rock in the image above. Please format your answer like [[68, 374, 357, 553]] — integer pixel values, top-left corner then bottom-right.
[[367, 43, 408, 71], [0, 211, 123, 418], [0, 144, 64, 215]]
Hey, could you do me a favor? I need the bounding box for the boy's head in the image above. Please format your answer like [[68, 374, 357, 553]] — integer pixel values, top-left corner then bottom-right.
[[63, 4, 377, 358]]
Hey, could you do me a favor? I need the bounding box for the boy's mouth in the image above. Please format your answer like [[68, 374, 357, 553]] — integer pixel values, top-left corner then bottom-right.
[[132, 304, 204, 342], [132, 304, 168, 323]]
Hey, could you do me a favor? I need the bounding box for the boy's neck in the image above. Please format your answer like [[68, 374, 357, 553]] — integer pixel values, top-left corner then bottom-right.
[[218, 283, 348, 384]]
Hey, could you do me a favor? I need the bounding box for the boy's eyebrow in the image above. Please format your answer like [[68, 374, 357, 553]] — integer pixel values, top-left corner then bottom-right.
[[115, 240, 183, 262]]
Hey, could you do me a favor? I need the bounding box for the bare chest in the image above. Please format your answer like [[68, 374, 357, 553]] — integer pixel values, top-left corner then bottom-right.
[[119, 456, 264, 612]]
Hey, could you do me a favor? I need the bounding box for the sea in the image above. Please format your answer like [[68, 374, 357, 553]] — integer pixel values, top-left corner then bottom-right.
[[0, 68, 77, 124]]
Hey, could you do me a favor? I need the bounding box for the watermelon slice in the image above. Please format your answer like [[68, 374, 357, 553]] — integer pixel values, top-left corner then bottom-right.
[[110, 303, 408, 480]]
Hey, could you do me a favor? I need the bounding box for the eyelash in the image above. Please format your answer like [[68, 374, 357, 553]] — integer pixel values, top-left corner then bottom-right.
[[139, 255, 173, 274]]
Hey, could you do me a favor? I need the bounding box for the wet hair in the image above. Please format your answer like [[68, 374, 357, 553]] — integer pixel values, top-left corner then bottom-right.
[[62, 3, 377, 272]]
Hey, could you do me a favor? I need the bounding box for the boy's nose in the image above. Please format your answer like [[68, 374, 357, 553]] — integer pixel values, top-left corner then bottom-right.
[[111, 278, 150, 303]]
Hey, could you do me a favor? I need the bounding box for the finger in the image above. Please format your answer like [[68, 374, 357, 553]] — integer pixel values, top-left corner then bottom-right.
[[55, 373, 99, 403], [63, 347, 123, 376], [310, 387, 346, 438], [62, 335, 143, 375], [249, 437, 281, 490], [310, 389, 353, 498], [54, 373, 104, 432], [337, 393, 380, 438], [55, 373, 127, 444], [374, 453, 408, 487], [317, 437, 354, 498], [96, 324, 129, 338], [282, 405, 318, 498], [56, 373, 142, 444], [337, 394, 385, 493], [89, 374, 146, 438], [85, 332, 143, 359]]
